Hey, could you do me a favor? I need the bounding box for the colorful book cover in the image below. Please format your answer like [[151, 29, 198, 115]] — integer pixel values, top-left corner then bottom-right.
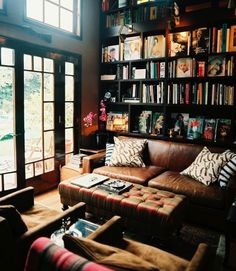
[[207, 55, 226, 77], [138, 110, 152, 134], [146, 35, 165, 58], [107, 45, 119, 62], [191, 27, 210, 54], [124, 36, 141, 60], [106, 111, 128, 132], [202, 119, 216, 141], [176, 58, 192, 78], [151, 112, 165, 135], [214, 118, 231, 142], [171, 113, 189, 137], [187, 117, 204, 140], [168, 31, 191, 57]]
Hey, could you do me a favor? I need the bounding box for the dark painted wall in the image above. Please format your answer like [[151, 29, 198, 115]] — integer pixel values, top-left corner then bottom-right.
[[0, 0, 100, 148]]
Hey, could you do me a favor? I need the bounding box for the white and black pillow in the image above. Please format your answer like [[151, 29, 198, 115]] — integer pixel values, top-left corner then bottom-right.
[[109, 137, 147, 167], [218, 153, 236, 188], [104, 143, 115, 166], [181, 147, 233, 186]]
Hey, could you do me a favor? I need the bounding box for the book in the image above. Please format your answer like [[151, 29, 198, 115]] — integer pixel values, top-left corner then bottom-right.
[[187, 117, 204, 140], [118, 0, 128, 8], [70, 173, 109, 188], [176, 58, 192, 78], [151, 112, 165, 135], [146, 35, 165, 58], [138, 110, 152, 133], [191, 27, 210, 54], [170, 113, 189, 137], [207, 55, 226, 77], [202, 119, 216, 141], [107, 45, 119, 62], [98, 179, 133, 194], [106, 111, 129, 132], [214, 118, 231, 142], [168, 31, 191, 57], [124, 36, 141, 60], [229, 25, 236, 52]]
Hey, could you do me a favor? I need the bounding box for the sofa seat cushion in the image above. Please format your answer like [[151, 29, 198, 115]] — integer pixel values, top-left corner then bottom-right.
[[148, 171, 225, 209], [21, 203, 60, 229], [93, 165, 166, 185]]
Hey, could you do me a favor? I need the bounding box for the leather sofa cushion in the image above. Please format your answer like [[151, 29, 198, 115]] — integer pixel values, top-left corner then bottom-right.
[[93, 165, 166, 185], [148, 171, 225, 209]]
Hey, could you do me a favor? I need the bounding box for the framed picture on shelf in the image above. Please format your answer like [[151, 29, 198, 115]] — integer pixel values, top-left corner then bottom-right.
[[151, 112, 165, 135], [106, 112, 129, 132], [214, 118, 231, 142], [170, 113, 189, 137], [138, 110, 152, 134], [168, 31, 191, 57], [229, 25, 236, 52], [191, 27, 210, 54], [176, 58, 193, 78], [146, 35, 165, 58], [108, 45, 119, 62], [207, 55, 226, 77], [187, 117, 204, 140], [202, 119, 216, 141], [124, 36, 141, 60]]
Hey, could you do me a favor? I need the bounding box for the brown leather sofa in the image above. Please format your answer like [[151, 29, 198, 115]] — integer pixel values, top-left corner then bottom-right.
[[83, 136, 236, 231]]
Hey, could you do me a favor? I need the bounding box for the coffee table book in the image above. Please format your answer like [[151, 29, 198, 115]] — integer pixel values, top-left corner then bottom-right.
[[70, 174, 109, 188]]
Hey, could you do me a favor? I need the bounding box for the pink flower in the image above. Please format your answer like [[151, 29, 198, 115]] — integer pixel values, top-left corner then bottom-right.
[[83, 112, 97, 127]]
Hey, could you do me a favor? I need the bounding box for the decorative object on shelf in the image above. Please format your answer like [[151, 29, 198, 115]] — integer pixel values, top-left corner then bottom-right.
[[187, 118, 204, 140], [99, 99, 107, 123], [83, 112, 97, 127]]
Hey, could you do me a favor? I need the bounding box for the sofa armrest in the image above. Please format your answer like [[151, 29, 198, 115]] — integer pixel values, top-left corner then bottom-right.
[[87, 216, 124, 245], [83, 152, 106, 173], [186, 243, 209, 271], [0, 186, 34, 212], [16, 202, 86, 271]]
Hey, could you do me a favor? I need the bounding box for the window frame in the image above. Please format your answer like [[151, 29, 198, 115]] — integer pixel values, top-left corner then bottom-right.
[[24, 0, 82, 39]]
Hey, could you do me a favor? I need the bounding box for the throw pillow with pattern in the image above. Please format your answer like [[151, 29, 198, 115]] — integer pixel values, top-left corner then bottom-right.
[[105, 143, 115, 166], [109, 137, 147, 167], [218, 150, 236, 188], [180, 147, 233, 186]]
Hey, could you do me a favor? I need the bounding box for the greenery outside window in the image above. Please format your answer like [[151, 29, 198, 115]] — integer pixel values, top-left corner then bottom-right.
[[25, 0, 81, 36]]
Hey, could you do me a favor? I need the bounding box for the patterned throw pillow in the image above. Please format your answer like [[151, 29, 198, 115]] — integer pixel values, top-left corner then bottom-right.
[[104, 143, 115, 166], [109, 137, 147, 167], [180, 147, 233, 186], [218, 151, 236, 188]]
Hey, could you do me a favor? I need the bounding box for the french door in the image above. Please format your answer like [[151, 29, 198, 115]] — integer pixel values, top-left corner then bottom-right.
[[0, 41, 80, 195]]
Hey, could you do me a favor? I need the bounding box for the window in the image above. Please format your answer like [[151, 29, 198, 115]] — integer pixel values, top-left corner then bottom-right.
[[26, 0, 81, 36], [0, 0, 6, 13]]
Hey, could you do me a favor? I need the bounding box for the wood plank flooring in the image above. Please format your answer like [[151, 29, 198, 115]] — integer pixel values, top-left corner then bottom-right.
[[35, 188, 62, 211]]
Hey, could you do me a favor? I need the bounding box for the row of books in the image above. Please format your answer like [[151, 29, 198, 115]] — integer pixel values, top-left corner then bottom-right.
[[142, 83, 164, 104], [167, 83, 235, 106], [168, 55, 235, 78]]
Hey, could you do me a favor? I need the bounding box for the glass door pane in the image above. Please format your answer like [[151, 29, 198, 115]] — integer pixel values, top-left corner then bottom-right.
[[65, 61, 75, 164], [24, 54, 55, 179], [0, 47, 17, 191]]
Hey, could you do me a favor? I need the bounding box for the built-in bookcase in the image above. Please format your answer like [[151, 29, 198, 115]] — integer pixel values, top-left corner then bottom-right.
[[100, 0, 236, 147]]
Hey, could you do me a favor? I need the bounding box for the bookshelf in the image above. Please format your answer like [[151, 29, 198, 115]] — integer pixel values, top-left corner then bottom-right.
[[99, 0, 236, 147]]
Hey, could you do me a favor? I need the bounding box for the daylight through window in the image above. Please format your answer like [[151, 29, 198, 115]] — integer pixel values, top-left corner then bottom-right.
[[26, 0, 81, 36]]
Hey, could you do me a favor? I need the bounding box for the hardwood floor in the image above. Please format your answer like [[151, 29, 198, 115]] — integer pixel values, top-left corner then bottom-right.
[[35, 188, 62, 212]]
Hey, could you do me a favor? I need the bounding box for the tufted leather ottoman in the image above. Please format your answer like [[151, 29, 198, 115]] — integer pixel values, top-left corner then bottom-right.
[[59, 180, 187, 240]]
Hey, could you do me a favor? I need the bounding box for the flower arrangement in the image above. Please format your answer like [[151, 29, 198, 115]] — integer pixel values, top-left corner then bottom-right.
[[99, 100, 107, 122], [83, 112, 97, 127]]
